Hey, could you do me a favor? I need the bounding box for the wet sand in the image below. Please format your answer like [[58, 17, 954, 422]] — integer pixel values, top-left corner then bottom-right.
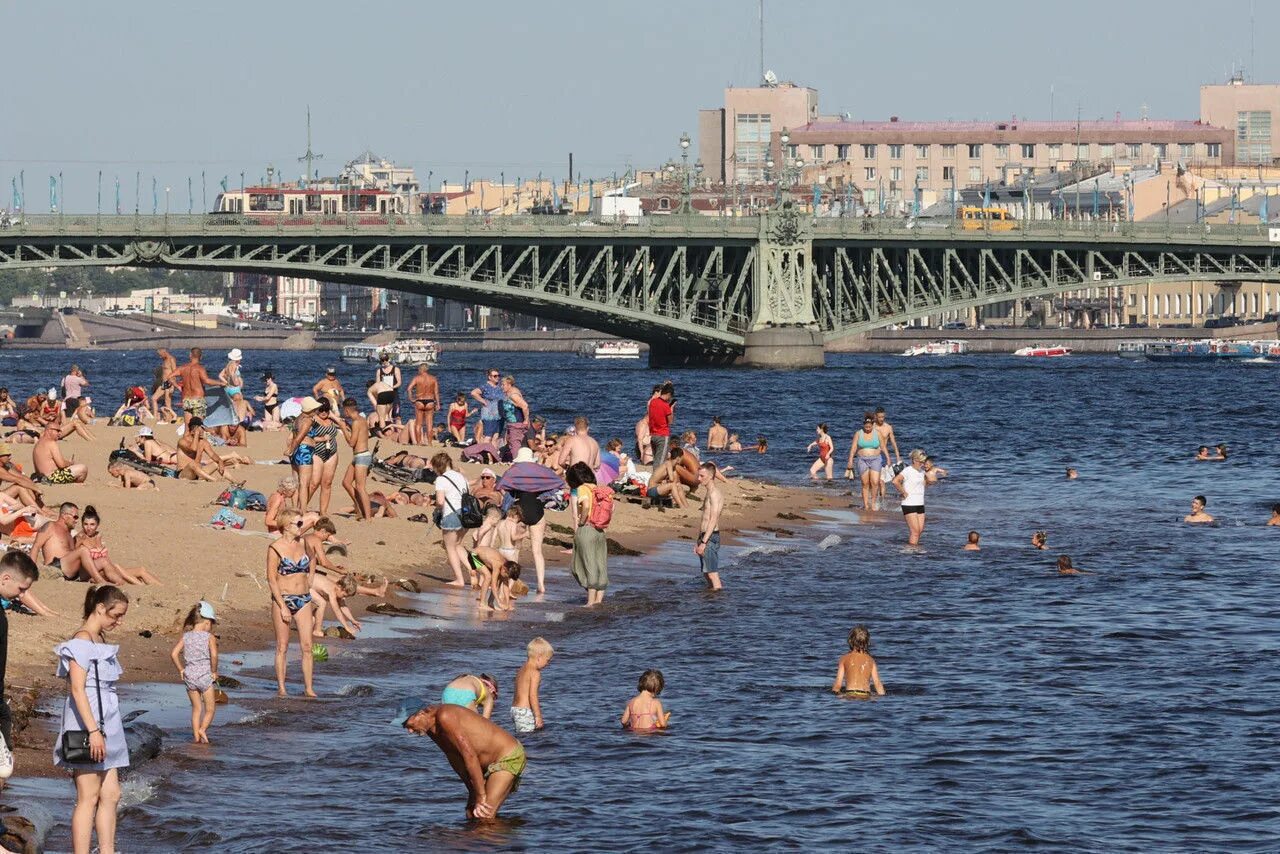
[[1, 423, 840, 781]]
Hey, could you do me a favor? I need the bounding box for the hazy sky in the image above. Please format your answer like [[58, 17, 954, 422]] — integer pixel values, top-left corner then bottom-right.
[[2, 0, 1273, 211]]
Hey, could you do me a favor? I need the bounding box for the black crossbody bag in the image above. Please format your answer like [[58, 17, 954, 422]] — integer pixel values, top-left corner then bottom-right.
[[61, 660, 103, 764]]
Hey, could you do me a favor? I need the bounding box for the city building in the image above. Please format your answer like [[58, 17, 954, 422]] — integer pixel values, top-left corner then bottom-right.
[[1200, 75, 1280, 165], [276, 275, 321, 320], [699, 82, 819, 184]]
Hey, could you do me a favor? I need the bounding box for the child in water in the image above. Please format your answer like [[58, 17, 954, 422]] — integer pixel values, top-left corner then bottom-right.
[[511, 636, 553, 733], [621, 669, 671, 732], [169, 601, 220, 743], [832, 625, 885, 697]]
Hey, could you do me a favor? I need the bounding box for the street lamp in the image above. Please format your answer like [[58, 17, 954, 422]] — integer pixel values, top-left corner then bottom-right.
[[678, 132, 694, 214]]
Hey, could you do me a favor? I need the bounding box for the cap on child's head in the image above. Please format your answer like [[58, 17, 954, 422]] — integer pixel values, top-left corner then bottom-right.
[[198, 601, 217, 622]]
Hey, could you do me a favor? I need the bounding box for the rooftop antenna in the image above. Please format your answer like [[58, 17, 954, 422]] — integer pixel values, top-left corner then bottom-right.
[[752, 0, 762, 84], [297, 106, 324, 185]]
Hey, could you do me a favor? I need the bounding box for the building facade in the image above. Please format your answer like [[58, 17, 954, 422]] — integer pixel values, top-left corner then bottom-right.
[[1200, 77, 1280, 165]]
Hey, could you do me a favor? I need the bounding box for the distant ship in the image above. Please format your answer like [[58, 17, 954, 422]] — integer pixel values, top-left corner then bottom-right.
[[577, 340, 642, 359], [341, 338, 440, 365], [1013, 345, 1072, 358], [901, 340, 968, 357]]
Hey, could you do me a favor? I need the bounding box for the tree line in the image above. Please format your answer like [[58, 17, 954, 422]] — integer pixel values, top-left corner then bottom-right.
[[0, 266, 224, 305]]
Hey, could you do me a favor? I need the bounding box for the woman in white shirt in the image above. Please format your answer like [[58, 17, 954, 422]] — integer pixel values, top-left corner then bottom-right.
[[892, 449, 928, 546], [431, 453, 470, 587]]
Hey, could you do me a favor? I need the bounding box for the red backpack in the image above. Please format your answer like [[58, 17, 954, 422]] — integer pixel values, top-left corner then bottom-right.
[[587, 485, 614, 530]]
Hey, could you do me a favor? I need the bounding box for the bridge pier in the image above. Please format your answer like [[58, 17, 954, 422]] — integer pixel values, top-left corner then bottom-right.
[[739, 326, 825, 368]]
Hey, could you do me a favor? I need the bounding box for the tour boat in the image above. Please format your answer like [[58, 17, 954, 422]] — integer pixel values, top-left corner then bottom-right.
[[901, 340, 969, 357], [1116, 341, 1150, 358], [341, 338, 439, 365], [1013, 345, 1072, 358], [583, 340, 642, 359], [1144, 340, 1254, 362]]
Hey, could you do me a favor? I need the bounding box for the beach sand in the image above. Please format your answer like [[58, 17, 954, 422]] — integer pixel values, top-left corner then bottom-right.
[[1, 422, 842, 781]]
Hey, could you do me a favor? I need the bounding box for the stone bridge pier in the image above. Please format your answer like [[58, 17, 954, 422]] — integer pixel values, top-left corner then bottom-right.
[[740, 205, 824, 368]]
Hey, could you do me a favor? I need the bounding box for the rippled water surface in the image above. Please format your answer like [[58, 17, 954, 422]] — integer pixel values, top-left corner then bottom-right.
[[8, 348, 1280, 851]]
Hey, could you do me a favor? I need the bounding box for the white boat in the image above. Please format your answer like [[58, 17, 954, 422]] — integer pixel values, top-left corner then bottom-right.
[[1013, 345, 1072, 358], [901, 339, 969, 357], [341, 338, 440, 365], [584, 340, 641, 359], [1116, 341, 1150, 358]]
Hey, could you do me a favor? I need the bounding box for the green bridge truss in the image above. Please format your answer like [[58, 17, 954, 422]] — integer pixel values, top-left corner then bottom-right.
[[1, 212, 1278, 357]]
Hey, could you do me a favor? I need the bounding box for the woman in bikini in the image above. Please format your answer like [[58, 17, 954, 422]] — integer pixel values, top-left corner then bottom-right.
[[267, 508, 317, 697], [75, 505, 161, 586], [219, 349, 250, 425], [285, 399, 321, 510], [307, 401, 343, 515], [807, 423, 835, 481], [255, 371, 280, 430], [446, 393, 471, 445]]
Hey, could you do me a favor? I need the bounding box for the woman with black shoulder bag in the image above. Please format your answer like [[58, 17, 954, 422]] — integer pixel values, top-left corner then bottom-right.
[[54, 585, 131, 854]]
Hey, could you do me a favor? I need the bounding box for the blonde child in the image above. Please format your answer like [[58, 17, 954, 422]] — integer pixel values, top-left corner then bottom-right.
[[832, 624, 885, 697], [489, 561, 521, 612], [169, 601, 220, 742], [311, 571, 364, 638], [511, 637, 553, 733], [621, 669, 670, 732]]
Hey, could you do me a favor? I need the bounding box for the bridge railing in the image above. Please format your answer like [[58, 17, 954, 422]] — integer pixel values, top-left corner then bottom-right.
[[808, 216, 1280, 244]]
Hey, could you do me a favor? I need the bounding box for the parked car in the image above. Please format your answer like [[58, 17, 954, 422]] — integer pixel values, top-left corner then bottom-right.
[[1204, 316, 1244, 329], [940, 321, 967, 330]]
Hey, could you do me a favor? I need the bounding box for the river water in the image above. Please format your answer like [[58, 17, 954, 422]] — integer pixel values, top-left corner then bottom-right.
[[6, 348, 1279, 851]]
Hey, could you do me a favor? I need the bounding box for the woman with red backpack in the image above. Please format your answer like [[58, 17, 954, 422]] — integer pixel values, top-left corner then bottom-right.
[[565, 462, 610, 607]]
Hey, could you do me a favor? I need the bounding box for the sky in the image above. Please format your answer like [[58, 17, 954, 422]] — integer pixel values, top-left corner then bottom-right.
[[1, 0, 1274, 212]]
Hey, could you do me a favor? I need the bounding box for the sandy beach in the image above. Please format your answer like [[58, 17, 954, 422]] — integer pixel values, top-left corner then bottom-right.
[[0, 420, 839, 783]]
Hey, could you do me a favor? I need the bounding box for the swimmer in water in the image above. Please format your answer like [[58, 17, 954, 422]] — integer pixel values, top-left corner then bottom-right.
[[1185, 495, 1215, 524], [727, 433, 743, 453], [1031, 530, 1047, 550], [755, 436, 768, 454], [1195, 446, 1212, 461], [1065, 467, 1078, 480], [1269, 504, 1280, 527], [1213, 443, 1228, 461], [1057, 555, 1092, 575], [807, 423, 835, 481], [832, 624, 884, 696], [963, 530, 981, 551]]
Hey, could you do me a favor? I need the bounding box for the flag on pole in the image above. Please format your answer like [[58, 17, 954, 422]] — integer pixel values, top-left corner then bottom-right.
[[10, 177, 16, 211], [878, 177, 885, 214], [812, 182, 821, 211], [1261, 190, 1270, 223], [220, 176, 229, 194], [188, 177, 193, 213], [49, 175, 57, 212], [982, 182, 991, 210], [152, 177, 158, 214], [115, 176, 121, 214], [1092, 181, 1099, 218]]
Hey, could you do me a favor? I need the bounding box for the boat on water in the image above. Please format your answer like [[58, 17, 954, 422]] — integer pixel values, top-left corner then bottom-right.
[[1116, 341, 1151, 359], [341, 338, 440, 365], [1013, 345, 1072, 358], [901, 340, 969, 357], [1143, 340, 1256, 362], [578, 340, 642, 359]]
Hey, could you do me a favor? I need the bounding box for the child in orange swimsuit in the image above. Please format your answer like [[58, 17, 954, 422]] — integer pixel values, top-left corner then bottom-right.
[[621, 669, 671, 732]]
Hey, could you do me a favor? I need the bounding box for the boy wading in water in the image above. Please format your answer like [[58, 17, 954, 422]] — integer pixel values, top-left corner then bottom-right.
[[404, 704, 526, 820], [832, 625, 885, 697], [694, 462, 724, 590], [510, 637, 553, 733]]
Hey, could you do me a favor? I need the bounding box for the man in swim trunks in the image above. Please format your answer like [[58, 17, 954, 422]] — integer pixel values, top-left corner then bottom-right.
[[32, 502, 102, 581], [340, 398, 373, 520], [403, 703, 526, 820], [32, 426, 88, 484], [170, 347, 224, 428], [1184, 495, 1215, 524], [406, 363, 440, 446], [312, 368, 346, 413], [694, 462, 725, 590], [558, 416, 600, 472], [176, 418, 226, 481], [873, 407, 900, 501]]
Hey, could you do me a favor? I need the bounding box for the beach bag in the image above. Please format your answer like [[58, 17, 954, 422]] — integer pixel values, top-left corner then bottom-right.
[[60, 661, 102, 764], [210, 507, 246, 529], [587, 485, 614, 530]]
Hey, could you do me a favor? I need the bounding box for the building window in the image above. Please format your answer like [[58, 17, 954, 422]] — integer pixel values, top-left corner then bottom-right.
[[1021, 143, 1035, 159], [942, 166, 955, 180], [942, 144, 956, 158], [1237, 110, 1273, 163], [968, 166, 982, 182], [1075, 143, 1089, 160], [1099, 144, 1114, 159], [890, 167, 902, 182], [1207, 143, 1221, 158], [659, 197, 670, 210], [836, 144, 850, 160], [1127, 143, 1142, 159], [1153, 143, 1167, 159], [994, 144, 1009, 159], [862, 144, 877, 158], [811, 145, 825, 161], [915, 144, 929, 158], [1048, 143, 1062, 160], [967, 144, 982, 159], [889, 144, 903, 159], [1179, 143, 1194, 159], [785, 144, 798, 159], [916, 166, 929, 182], [864, 167, 876, 181], [732, 112, 772, 181]]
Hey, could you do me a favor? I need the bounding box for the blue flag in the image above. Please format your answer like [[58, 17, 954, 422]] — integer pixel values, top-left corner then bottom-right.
[[9, 177, 15, 211], [1261, 191, 1270, 223], [982, 182, 991, 210], [49, 175, 57, 212], [812, 182, 821, 210], [1092, 182, 1099, 218]]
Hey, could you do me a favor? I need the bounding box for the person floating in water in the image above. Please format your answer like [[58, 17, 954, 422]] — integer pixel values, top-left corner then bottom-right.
[[1268, 504, 1280, 527], [621, 669, 670, 732], [1031, 530, 1048, 550], [1056, 555, 1092, 575], [1065, 467, 1078, 480], [403, 704, 525, 820], [963, 531, 981, 551], [1185, 495, 1215, 524], [832, 625, 885, 697]]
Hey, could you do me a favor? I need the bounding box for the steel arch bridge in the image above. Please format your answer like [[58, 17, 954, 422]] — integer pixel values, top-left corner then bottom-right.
[[1, 212, 1278, 361]]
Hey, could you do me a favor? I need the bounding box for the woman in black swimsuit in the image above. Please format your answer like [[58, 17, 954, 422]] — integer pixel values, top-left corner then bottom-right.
[[307, 402, 343, 515]]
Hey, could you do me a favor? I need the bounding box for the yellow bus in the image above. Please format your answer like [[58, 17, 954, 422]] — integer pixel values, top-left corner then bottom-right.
[[959, 206, 1018, 231]]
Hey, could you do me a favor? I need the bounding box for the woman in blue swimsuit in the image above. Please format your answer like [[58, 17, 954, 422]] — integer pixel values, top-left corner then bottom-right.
[[847, 413, 891, 511], [287, 398, 322, 509], [267, 508, 318, 697]]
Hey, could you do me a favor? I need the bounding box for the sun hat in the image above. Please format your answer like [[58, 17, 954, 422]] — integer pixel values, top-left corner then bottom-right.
[[513, 447, 536, 463], [198, 601, 217, 621], [481, 467, 496, 478], [228, 348, 243, 361], [137, 426, 154, 437], [300, 396, 322, 413]]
